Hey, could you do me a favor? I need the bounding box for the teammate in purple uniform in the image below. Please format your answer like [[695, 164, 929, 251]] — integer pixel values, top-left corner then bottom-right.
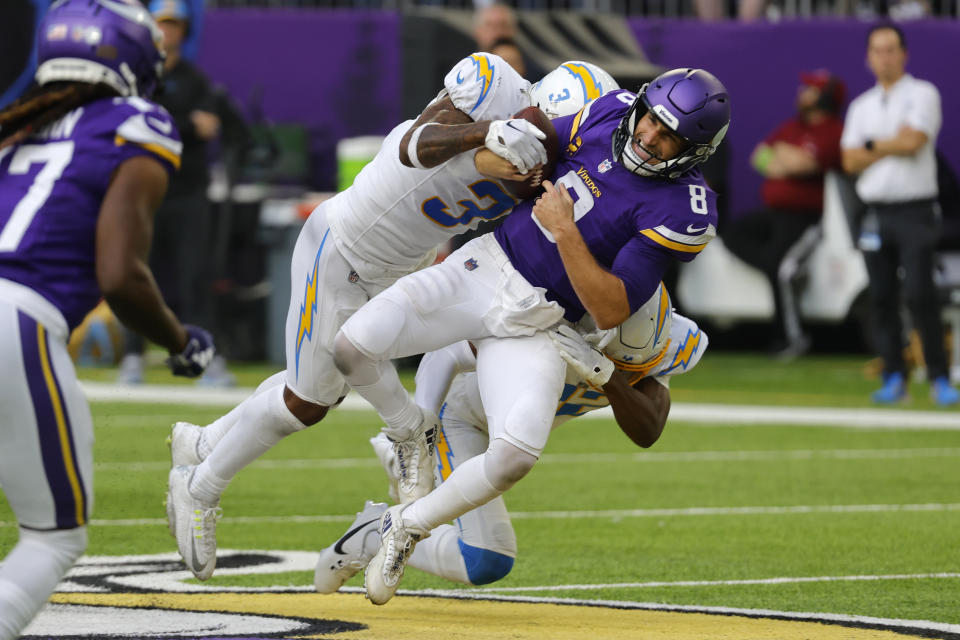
[[332, 68, 730, 604], [0, 2, 214, 637]]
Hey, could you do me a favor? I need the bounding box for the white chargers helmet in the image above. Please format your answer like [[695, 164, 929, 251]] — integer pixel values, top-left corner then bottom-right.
[[530, 60, 619, 119], [603, 282, 672, 375]]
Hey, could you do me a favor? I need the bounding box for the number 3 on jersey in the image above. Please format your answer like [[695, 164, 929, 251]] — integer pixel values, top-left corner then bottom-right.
[[421, 180, 516, 228]]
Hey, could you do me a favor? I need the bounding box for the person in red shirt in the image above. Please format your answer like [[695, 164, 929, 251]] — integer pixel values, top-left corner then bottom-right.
[[723, 70, 845, 359]]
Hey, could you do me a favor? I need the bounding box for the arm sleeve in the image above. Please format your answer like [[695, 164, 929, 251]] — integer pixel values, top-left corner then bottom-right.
[[840, 100, 864, 149], [113, 106, 182, 174], [653, 313, 709, 380], [610, 237, 672, 314], [444, 52, 531, 121], [904, 83, 941, 140], [414, 341, 478, 415]]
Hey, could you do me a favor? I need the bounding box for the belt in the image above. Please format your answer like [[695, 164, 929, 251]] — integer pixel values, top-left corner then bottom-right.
[[865, 198, 936, 210]]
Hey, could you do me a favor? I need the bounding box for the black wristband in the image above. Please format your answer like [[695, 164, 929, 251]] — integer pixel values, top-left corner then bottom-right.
[[865, 139, 875, 152]]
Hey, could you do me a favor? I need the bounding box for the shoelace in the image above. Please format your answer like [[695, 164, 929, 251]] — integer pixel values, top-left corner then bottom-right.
[[192, 506, 222, 549], [395, 442, 420, 487]]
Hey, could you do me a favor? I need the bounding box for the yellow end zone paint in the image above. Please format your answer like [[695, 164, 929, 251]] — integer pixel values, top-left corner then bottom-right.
[[50, 592, 930, 640]]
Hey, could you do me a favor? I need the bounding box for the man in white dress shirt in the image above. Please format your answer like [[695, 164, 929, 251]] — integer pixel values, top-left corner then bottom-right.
[[841, 22, 958, 406]]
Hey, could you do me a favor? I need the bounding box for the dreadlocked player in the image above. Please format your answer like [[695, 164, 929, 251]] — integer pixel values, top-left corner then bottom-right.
[[0, 2, 215, 637]]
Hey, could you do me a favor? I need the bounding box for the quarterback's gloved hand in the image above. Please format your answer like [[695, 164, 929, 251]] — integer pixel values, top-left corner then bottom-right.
[[166, 325, 215, 378], [549, 324, 614, 387], [485, 119, 547, 174]]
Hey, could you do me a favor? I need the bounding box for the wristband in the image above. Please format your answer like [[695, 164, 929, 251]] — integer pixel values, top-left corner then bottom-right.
[[406, 123, 437, 170]]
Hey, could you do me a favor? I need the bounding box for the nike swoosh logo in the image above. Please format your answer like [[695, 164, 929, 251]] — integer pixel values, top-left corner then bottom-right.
[[687, 224, 707, 233], [146, 116, 172, 134], [506, 121, 524, 133], [333, 518, 380, 555], [188, 535, 206, 574]]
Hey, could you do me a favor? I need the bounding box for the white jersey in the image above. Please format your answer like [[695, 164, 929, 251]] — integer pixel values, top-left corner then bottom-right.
[[441, 313, 708, 431], [325, 53, 532, 283]]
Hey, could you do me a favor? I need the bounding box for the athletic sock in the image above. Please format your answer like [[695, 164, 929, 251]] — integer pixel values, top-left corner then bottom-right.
[[189, 385, 305, 505], [351, 369, 421, 439], [198, 371, 286, 458], [403, 454, 499, 531], [0, 527, 86, 640], [408, 524, 470, 584]]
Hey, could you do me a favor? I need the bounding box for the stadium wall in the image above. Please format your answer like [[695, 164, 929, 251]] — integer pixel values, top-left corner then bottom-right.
[[194, 12, 960, 212]]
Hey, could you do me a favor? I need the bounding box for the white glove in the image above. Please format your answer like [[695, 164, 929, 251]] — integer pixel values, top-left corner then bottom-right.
[[581, 327, 616, 350], [485, 119, 548, 174], [549, 324, 614, 387]]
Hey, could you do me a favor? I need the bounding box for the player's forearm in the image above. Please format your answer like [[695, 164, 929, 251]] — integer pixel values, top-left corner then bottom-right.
[[603, 374, 669, 448], [401, 122, 490, 168], [876, 128, 928, 157], [842, 147, 878, 174], [101, 265, 187, 353], [553, 223, 630, 329], [768, 143, 820, 178]]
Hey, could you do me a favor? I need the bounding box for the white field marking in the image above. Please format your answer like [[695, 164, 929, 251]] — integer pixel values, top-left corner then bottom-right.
[[44, 551, 960, 636], [80, 381, 960, 429], [5, 502, 960, 529], [387, 590, 960, 637], [461, 572, 960, 593], [91, 446, 960, 472]]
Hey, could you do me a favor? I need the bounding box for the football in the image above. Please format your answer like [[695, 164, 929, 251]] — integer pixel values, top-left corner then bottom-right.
[[500, 106, 560, 200]]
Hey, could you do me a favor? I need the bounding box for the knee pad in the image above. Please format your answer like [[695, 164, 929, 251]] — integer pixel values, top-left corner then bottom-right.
[[457, 540, 515, 586], [337, 294, 409, 363], [484, 438, 537, 491]]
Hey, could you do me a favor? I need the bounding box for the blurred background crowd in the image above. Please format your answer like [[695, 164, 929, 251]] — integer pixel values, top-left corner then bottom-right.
[[2, 0, 959, 397]]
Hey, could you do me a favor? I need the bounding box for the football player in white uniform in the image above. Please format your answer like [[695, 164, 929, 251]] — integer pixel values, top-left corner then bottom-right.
[[331, 66, 729, 604], [165, 57, 618, 580], [315, 284, 708, 590]]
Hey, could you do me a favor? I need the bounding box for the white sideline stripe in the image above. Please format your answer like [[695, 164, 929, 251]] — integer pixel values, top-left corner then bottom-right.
[[92, 447, 960, 472], [466, 572, 960, 593], [4, 502, 959, 528], [79, 381, 960, 429], [662, 403, 960, 429], [390, 590, 960, 636]]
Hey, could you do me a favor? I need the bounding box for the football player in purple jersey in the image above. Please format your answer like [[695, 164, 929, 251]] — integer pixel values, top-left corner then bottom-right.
[[0, 2, 214, 637], [332, 68, 730, 604]]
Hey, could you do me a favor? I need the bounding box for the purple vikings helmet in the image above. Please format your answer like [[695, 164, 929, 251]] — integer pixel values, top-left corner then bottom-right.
[[612, 68, 730, 179], [35, 0, 165, 98]]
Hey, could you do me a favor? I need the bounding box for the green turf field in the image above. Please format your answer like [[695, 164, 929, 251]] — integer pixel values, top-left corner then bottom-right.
[[2, 354, 959, 630]]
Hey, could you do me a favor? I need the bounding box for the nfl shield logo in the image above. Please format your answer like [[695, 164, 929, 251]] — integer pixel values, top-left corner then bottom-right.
[[598, 159, 613, 174], [464, 258, 478, 271]]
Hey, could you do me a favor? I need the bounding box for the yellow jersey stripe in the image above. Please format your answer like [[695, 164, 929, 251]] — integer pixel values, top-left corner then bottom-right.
[[37, 323, 85, 527], [640, 229, 708, 253], [115, 135, 182, 170]]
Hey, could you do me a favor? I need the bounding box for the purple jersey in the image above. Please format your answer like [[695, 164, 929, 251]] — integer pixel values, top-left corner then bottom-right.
[[0, 96, 181, 330], [495, 90, 718, 321]]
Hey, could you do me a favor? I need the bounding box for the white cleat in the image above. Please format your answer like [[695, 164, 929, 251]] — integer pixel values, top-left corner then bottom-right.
[[370, 432, 400, 504], [314, 500, 388, 593], [167, 422, 204, 468], [363, 504, 429, 605], [166, 465, 221, 580], [389, 407, 439, 503]]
